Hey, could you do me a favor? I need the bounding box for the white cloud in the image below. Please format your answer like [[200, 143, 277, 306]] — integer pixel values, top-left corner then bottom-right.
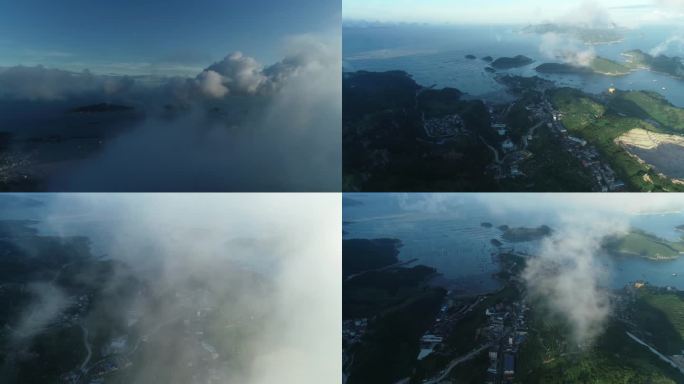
[[539, 32, 596, 67], [198, 69, 229, 97]]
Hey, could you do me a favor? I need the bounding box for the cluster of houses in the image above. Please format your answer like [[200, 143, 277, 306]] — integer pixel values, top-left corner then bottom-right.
[[484, 301, 528, 384]]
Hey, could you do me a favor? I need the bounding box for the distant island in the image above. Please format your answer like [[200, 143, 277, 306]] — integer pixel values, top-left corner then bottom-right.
[[501, 225, 552, 242], [491, 55, 534, 69], [536, 57, 631, 76], [68, 102, 134, 113], [603, 229, 684, 261], [522, 23, 625, 44], [465, 54, 476, 60], [481, 222, 493, 228], [482, 56, 493, 63]]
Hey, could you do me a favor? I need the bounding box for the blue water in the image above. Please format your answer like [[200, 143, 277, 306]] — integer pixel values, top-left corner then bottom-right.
[[343, 25, 684, 107], [343, 194, 684, 294]]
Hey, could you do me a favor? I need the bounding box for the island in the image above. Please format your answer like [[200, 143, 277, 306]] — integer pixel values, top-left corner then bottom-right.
[[603, 229, 684, 260], [482, 56, 493, 63], [622, 49, 684, 80], [465, 54, 476, 60], [536, 57, 631, 76], [500, 225, 552, 242], [522, 23, 625, 44], [68, 102, 134, 113], [481, 222, 493, 228], [491, 55, 535, 69], [549, 85, 684, 191]]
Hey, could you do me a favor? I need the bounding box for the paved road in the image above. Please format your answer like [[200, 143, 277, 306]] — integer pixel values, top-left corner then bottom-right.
[[626, 331, 684, 375]]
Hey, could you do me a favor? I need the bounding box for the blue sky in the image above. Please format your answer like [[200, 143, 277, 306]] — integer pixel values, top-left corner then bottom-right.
[[343, 0, 684, 26], [0, 0, 339, 76]]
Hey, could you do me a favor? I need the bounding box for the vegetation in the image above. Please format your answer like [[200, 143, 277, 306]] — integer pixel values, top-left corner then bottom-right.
[[343, 70, 497, 191], [517, 291, 684, 383], [501, 225, 552, 242], [550, 87, 684, 191], [629, 286, 684, 355], [517, 319, 682, 383], [608, 91, 684, 133], [603, 229, 684, 260], [344, 242, 446, 384], [522, 23, 625, 44], [590, 57, 632, 76], [491, 55, 534, 69], [623, 50, 684, 79], [535, 58, 630, 76]]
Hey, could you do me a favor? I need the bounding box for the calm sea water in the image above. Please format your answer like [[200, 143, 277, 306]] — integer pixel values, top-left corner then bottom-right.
[[343, 25, 684, 107], [343, 194, 684, 294]]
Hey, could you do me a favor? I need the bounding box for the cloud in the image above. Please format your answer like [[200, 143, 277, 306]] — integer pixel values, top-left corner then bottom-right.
[[539, 32, 596, 67], [200, 52, 269, 96], [522, 215, 627, 346], [0, 33, 341, 191], [197, 69, 229, 97], [650, 34, 684, 56], [655, 0, 684, 10], [21, 194, 342, 383], [558, 1, 615, 28], [10, 282, 71, 344]]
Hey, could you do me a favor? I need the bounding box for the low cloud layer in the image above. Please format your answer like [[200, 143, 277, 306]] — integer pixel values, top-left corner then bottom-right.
[[8, 194, 341, 383], [0, 33, 340, 191]]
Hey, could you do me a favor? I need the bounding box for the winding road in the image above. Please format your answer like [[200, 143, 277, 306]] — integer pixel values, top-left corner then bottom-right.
[[79, 324, 92, 372]]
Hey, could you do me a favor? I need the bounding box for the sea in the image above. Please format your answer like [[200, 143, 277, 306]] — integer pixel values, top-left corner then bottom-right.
[[343, 24, 684, 107], [343, 194, 684, 295]]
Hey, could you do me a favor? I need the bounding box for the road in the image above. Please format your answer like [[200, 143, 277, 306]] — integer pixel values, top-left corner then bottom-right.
[[480, 136, 501, 164], [423, 341, 494, 384], [79, 324, 92, 372], [345, 258, 419, 282], [522, 121, 545, 149], [626, 331, 684, 375]]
